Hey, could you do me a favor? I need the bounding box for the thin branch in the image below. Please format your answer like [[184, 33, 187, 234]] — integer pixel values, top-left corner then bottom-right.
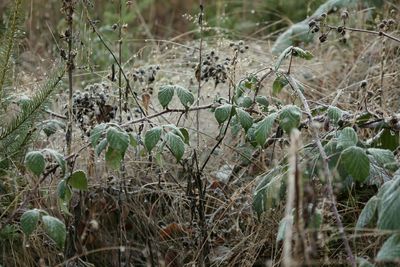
[[121, 103, 215, 127], [327, 25, 400, 43]]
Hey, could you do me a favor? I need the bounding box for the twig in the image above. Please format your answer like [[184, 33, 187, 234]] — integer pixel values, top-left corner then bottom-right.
[[121, 103, 215, 127], [327, 25, 400, 44], [196, 2, 204, 149]]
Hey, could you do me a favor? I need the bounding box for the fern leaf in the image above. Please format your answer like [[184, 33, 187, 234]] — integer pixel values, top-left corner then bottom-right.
[[0, 66, 65, 156], [0, 0, 23, 101]]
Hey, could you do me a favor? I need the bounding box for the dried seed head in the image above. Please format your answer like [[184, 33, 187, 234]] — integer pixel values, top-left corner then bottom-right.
[[337, 26, 344, 33], [319, 34, 328, 43], [360, 80, 368, 88], [311, 26, 320, 33], [308, 20, 316, 28]]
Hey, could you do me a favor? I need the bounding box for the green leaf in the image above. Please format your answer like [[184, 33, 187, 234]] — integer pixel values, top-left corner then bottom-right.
[[42, 215, 66, 249], [275, 46, 293, 71], [25, 151, 45, 176], [179, 128, 190, 144], [43, 149, 66, 175], [20, 209, 40, 235], [90, 123, 107, 147], [356, 196, 379, 229], [376, 234, 400, 262], [67, 170, 88, 190], [253, 166, 287, 217], [106, 127, 129, 155], [214, 104, 235, 124], [340, 146, 370, 182], [166, 132, 185, 162], [158, 85, 175, 108], [175, 85, 194, 108], [292, 47, 313, 60], [95, 138, 108, 156], [372, 129, 400, 151], [255, 96, 269, 107], [163, 124, 185, 141], [327, 106, 343, 124], [57, 179, 72, 202], [272, 75, 288, 96], [367, 148, 398, 171], [378, 179, 400, 230], [236, 109, 253, 132], [144, 126, 162, 152], [105, 147, 123, 170], [279, 105, 302, 134], [42, 119, 65, 137], [337, 127, 358, 149], [237, 96, 253, 108], [254, 113, 277, 146]]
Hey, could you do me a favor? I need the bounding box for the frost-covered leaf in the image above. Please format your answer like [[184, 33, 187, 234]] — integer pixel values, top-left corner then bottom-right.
[[253, 166, 287, 217], [337, 127, 358, 149], [42, 215, 66, 249], [367, 148, 398, 171], [327, 106, 343, 124], [236, 109, 253, 132], [166, 132, 185, 162], [106, 127, 129, 155], [68, 170, 88, 190], [158, 85, 175, 108], [356, 196, 379, 229], [214, 104, 235, 124], [292, 47, 313, 60], [279, 105, 301, 134], [254, 113, 277, 146], [272, 75, 288, 96], [144, 126, 162, 152], [25, 151, 45, 176], [90, 123, 107, 147], [175, 85, 194, 108], [20, 209, 40, 235], [376, 234, 400, 262], [95, 138, 108, 156], [340, 146, 370, 182]]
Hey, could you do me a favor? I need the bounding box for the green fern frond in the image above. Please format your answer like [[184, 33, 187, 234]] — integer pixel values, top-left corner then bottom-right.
[[0, 0, 23, 102], [0, 66, 65, 156]]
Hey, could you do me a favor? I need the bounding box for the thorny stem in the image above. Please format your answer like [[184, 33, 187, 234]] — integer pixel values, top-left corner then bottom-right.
[[196, 2, 204, 149], [287, 51, 294, 74], [327, 25, 400, 44], [64, 0, 75, 165], [285, 75, 356, 267], [121, 103, 215, 127], [118, 0, 123, 123]]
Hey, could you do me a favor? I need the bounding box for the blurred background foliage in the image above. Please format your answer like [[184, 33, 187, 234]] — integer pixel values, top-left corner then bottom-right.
[[0, 0, 384, 76]]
